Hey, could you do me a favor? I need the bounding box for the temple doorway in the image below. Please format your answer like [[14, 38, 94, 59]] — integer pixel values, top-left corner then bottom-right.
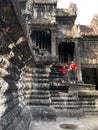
[[82, 68, 98, 90], [58, 42, 75, 64], [31, 29, 51, 52]]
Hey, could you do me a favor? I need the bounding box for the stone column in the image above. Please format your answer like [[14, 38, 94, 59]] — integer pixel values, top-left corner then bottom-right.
[[51, 28, 56, 56], [74, 39, 83, 82], [96, 68, 98, 89]]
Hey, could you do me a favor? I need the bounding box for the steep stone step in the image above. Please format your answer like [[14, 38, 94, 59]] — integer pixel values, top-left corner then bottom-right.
[[79, 104, 97, 108], [32, 69, 48, 74], [49, 65, 62, 83], [31, 82, 50, 86], [32, 78, 49, 83], [50, 91, 78, 109], [25, 85, 50, 90], [24, 75, 48, 79], [23, 73, 32, 77], [25, 90, 50, 94], [25, 94, 50, 99], [27, 99, 51, 106], [24, 65, 51, 107], [32, 74, 49, 78], [81, 108, 98, 113], [50, 93, 69, 97], [51, 101, 77, 105], [51, 97, 77, 102], [52, 105, 78, 109], [77, 90, 98, 113]]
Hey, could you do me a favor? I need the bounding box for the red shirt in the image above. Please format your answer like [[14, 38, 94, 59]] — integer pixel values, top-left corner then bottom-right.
[[60, 67, 68, 73], [70, 63, 77, 70]]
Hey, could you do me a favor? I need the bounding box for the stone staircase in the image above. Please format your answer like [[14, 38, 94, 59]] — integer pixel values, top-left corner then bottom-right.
[[23, 64, 98, 117], [49, 65, 77, 111], [23, 64, 56, 120], [49, 65, 98, 116], [49, 82, 98, 116], [24, 64, 51, 106], [49, 83, 79, 116], [49, 64, 62, 83], [50, 91, 77, 109], [78, 89, 98, 114]]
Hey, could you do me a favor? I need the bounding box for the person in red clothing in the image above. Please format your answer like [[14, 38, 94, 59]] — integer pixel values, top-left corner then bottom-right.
[[69, 61, 77, 83], [60, 65, 68, 82]]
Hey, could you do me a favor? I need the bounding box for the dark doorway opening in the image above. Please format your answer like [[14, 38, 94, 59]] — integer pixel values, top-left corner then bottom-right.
[[58, 42, 75, 64], [31, 29, 51, 52], [82, 68, 98, 90]]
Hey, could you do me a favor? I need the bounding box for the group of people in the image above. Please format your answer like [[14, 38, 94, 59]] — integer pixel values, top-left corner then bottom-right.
[[60, 61, 77, 83]]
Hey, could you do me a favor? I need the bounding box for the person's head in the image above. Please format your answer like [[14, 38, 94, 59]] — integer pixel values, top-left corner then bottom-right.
[[71, 61, 74, 64]]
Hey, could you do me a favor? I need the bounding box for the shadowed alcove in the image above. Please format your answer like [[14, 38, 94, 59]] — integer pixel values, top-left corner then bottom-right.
[[58, 42, 75, 64], [31, 29, 51, 52]]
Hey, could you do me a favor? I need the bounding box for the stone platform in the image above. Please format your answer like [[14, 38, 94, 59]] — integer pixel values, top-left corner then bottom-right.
[[29, 114, 98, 130]]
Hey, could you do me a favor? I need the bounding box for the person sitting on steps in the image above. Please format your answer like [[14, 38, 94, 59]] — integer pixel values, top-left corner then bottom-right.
[[60, 64, 69, 83]]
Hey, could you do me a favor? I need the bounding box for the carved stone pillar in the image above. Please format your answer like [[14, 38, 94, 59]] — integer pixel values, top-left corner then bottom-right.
[[51, 29, 56, 56], [74, 39, 82, 82], [0, 55, 32, 130]]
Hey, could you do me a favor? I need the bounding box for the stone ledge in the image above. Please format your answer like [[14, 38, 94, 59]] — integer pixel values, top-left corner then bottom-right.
[[7, 106, 31, 130], [30, 106, 56, 121], [78, 90, 98, 97]]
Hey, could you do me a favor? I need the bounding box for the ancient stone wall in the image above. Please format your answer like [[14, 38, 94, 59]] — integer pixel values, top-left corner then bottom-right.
[[0, 0, 33, 129], [80, 38, 98, 67]]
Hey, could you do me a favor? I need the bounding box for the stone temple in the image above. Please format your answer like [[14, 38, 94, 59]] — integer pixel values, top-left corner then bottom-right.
[[1, 0, 98, 129]]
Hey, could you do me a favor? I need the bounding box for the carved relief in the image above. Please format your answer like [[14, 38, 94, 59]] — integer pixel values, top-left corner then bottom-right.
[[80, 42, 98, 64], [25, 0, 56, 24], [44, 6, 56, 23]]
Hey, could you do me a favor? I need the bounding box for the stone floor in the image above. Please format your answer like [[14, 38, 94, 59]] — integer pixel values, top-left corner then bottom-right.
[[29, 114, 98, 130]]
